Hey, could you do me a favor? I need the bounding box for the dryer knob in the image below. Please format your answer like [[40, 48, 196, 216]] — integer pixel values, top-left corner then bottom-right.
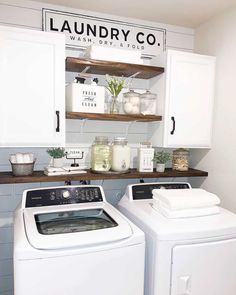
[[62, 190, 70, 199]]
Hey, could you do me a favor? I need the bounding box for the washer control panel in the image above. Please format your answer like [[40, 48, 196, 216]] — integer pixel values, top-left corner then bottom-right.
[[130, 182, 191, 200], [25, 186, 103, 208]]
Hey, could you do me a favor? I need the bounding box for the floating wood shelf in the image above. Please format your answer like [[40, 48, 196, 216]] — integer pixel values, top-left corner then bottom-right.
[[66, 112, 162, 122], [66, 57, 164, 79], [0, 168, 208, 184]]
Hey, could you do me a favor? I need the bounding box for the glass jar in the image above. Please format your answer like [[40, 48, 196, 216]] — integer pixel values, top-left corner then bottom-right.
[[123, 90, 140, 114], [111, 137, 131, 172], [140, 90, 157, 115], [172, 148, 189, 171], [91, 136, 111, 172]]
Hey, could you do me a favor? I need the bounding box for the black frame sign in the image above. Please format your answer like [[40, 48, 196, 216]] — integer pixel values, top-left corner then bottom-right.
[[42, 9, 166, 57]]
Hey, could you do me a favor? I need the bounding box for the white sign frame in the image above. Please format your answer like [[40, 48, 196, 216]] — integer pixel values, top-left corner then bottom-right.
[[42, 9, 166, 57]]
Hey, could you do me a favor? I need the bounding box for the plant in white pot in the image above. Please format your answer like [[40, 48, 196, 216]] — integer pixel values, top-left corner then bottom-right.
[[153, 151, 171, 172], [47, 147, 66, 168]]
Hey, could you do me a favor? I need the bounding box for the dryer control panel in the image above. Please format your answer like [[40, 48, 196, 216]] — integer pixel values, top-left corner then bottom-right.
[[25, 186, 103, 208], [128, 182, 191, 200]]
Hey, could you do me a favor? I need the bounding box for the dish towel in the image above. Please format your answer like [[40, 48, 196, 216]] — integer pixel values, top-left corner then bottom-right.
[[152, 188, 220, 210]]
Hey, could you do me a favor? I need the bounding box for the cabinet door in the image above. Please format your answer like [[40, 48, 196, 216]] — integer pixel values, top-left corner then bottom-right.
[[164, 50, 215, 148], [171, 238, 236, 295], [0, 26, 65, 147]]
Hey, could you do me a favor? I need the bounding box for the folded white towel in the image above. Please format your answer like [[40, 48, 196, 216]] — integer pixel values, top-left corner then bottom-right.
[[45, 165, 87, 173], [84, 45, 143, 64], [153, 203, 220, 218], [152, 188, 220, 210], [44, 170, 87, 176]]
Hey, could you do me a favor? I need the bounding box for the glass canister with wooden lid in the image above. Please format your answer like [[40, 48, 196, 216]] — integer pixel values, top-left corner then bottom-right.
[[172, 148, 189, 171]]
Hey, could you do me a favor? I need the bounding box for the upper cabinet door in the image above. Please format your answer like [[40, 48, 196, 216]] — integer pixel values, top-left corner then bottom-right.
[[0, 26, 65, 147], [164, 50, 215, 148]]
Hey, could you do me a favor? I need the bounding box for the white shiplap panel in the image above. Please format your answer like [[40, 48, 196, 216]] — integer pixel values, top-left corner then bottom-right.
[[13, 183, 41, 195], [0, 196, 14, 212], [0, 259, 13, 276], [0, 3, 41, 29], [0, 212, 12, 227], [0, 275, 13, 293], [166, 31, 194, 50], [0, 243, 13, 260], [0, 185, 12, 195], [0, 227, 13, 244], [66, 132, 148, 145], [66, 120, 148, 134]]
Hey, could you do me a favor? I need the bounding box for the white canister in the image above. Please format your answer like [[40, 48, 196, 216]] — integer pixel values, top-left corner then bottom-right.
[[111, 137, 131, 172]]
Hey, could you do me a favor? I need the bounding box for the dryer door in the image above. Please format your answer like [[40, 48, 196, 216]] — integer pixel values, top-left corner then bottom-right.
[[171, 238, 236, 295]]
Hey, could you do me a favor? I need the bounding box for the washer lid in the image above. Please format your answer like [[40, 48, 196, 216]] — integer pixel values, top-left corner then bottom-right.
[[24, 203, 133, 250], [118, 198, 236, 241]]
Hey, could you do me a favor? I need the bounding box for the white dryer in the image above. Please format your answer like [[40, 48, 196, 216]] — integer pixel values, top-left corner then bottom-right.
[[14, 185, 145, 295], [118, 182, 236, 295]]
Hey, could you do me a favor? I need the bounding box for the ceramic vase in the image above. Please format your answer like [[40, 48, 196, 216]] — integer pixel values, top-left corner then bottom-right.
[[156, 163, 165, 172], [53, 157, 64, 168]]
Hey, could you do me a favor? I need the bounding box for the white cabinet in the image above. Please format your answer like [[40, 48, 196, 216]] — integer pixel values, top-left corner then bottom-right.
[[149, 50, 215, 148], [0, 26, 65, 147]]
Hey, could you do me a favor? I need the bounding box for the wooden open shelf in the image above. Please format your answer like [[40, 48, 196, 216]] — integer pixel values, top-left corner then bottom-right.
[[0, 168, 208, 184], [66, 112, 162, 122], [66, 57, 164, 79]]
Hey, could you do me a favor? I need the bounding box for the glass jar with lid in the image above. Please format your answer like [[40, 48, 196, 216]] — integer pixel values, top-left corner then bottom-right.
[[123, 90, 140, 114], [172, 148, 189, 171], [140, 90, 157, 115], [91, 136, 111, 172], [111, 137, 131, 172]]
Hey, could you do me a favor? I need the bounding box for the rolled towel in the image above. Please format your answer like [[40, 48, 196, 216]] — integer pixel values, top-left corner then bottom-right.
[[23, 153, 31, 163], [15, 153, 24, 163], [152, 188, 220, 210]]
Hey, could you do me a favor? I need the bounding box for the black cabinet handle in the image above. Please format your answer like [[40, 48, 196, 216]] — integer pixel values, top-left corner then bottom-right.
[[56, 111, 60, 132], [170, 116, 175, 135]]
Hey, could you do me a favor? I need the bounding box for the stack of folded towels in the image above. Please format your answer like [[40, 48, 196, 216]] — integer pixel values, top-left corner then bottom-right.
[[152, 188, 221, 218], [44, 166, 87, 176]]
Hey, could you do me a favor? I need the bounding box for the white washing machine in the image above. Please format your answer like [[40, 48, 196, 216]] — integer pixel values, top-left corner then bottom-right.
[[14, 185, 145, 295], [118, 182, 236, 295]]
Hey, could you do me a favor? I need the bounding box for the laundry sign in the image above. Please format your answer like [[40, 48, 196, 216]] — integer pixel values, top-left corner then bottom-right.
[[42, 9, 166, 57]]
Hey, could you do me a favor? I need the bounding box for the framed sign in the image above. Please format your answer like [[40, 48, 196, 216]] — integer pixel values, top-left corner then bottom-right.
[[42, 9, 166, 57]]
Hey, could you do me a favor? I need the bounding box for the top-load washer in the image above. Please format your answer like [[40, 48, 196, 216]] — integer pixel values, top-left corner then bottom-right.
[[118, 182, 236, 295], [14, 185, 145, 295]]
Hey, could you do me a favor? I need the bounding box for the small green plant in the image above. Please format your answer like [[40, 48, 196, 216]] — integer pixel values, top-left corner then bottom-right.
[[153, 151, 171, 164], [105, 74, 126, 97], [47, 147, 66, 159]]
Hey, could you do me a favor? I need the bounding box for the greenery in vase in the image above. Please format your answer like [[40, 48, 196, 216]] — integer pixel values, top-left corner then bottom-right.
[[153, 151, 171, 164], [47, 147, 66, 159], [105, 74, 126, 97]]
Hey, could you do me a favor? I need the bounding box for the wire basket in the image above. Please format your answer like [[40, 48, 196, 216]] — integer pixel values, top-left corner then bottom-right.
[[10, 160, 36, 176]]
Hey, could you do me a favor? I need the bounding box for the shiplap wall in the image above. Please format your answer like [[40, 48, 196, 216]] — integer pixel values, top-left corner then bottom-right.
[[0, 1, 194, 294]]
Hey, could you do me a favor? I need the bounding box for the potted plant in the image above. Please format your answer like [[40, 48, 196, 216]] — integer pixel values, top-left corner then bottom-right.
[[153, 151, 171, 172], [47, 147, 66, 168], [105, 74, 126, 114]]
